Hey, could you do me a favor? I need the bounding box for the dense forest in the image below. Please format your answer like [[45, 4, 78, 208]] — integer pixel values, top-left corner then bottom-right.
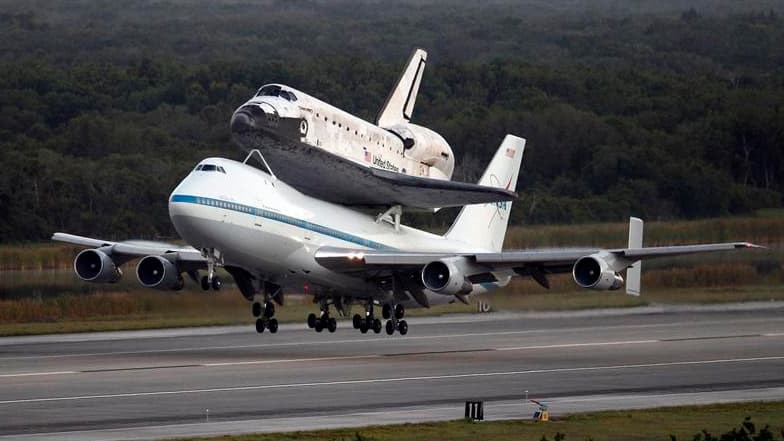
[[0, 0, 782, 241]]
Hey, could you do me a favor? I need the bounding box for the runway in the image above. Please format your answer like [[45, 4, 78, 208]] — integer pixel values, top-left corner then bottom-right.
[[0, 304, 783, 440]]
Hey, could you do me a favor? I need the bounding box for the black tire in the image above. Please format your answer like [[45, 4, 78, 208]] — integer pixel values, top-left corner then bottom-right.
[[211, 276, 222, 291], [252, 302, 262, 317], [352, 314, 362, 329], [255, 318, 265, 333], [398, 320, 408, 335], [385, 320, 395, 335], [328, 318, 337, 333], [394, 304, 405, 319], [307, 313, 317, 329], [382, 304, 391, 319], [264, 302, 275, 318], [200, 275, 210, 291], [359, 321, 369, 334], [315, 320, 324, 332], [268, 318, 279, 333], [373, 319, 382, 334]]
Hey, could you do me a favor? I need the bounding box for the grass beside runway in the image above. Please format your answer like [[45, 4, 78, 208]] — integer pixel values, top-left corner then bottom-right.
[[165, 401, 784, 441]]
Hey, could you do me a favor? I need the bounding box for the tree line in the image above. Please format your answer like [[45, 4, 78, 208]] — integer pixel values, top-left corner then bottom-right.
[[0, 1, 782, 241]]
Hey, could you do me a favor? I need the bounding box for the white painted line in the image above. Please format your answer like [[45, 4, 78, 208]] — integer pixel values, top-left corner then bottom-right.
[[497, 339, 659, 351], [764, 332, 784, 337], [0, 371, 77, 378], [202, 354, 378, 367], [1, 355, 781, 405]]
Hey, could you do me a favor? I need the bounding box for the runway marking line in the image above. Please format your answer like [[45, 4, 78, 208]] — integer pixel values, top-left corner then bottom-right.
[[1, 335, 780, 377], [1, 355, 782, 405]]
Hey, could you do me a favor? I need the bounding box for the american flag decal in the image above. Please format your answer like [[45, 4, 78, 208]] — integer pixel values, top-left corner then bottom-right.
[[505, 147, 515, 158]]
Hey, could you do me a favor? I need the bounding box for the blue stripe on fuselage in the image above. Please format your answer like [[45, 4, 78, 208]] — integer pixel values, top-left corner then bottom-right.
[[170, 194, 390, 250]]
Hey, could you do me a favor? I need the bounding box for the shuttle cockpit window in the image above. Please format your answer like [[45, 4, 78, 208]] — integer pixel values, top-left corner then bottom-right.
[[256, 85, 282, 98], [279, 90, 297, 102]]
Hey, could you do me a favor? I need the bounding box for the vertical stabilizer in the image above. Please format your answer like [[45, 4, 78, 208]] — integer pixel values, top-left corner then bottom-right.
[[444, 135, 525, 252], [626, 217, 643, 296], [376, 48, 427, 127]]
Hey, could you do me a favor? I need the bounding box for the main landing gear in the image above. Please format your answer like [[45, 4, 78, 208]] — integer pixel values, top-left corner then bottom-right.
[[352, 302, 382, 334], [307, 299, 337, 333], [382, 303, 408, 336], [252, 282, 281, 334], [200, 248, 222, 291]]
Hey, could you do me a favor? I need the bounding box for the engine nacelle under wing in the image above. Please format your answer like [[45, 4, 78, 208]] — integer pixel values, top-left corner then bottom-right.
[[572, 254, 624, 290], [421, 258, 472, 296], [74, 249, 122, 283], [136, 255, 184, 291]]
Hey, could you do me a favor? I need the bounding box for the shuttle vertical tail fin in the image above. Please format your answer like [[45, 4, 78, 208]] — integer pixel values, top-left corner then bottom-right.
[[376, 48, 427, 127], [444, 135, 525, 252]]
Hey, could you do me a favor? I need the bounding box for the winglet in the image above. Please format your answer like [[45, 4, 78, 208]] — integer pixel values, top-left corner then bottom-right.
[[376, 48, 427, 127], [626, 217, 643, 296]]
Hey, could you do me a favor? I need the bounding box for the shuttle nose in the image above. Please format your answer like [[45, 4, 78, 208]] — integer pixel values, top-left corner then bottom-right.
[[230, 107, 258, 134]]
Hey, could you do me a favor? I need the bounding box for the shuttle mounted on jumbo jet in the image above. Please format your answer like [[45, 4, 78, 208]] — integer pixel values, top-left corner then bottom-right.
[[229, 48, 516, 209], [53, 135, 760, 336]]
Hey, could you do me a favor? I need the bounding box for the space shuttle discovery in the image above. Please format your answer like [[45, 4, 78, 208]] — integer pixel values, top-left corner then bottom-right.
[[230, 49, 516, 209]]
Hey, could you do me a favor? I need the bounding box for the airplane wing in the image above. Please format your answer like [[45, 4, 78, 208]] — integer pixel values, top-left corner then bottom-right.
[[52, 232, 206, 268], [314, 241, 760, 295]]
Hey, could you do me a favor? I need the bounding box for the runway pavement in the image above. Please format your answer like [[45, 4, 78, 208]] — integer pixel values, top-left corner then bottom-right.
[[0, 303, 783, 440]]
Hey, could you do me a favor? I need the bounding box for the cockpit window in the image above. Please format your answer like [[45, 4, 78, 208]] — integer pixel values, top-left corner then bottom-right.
[[255, 85, 297, 102], [279, 90, 297, 102], [256, 85, 281, 97], [196, 164, 226, 174]]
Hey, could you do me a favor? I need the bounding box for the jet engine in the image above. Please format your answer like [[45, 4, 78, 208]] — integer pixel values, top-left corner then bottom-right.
[[572, 254, 624, 290], [136, 255, 184, 291], [74, 249, 121, 283], [387, 123, 455, 179], [421, 259, 472, 295]]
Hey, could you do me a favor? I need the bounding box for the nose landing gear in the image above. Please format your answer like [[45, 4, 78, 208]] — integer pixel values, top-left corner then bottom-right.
[[200, 248, 223, 291]]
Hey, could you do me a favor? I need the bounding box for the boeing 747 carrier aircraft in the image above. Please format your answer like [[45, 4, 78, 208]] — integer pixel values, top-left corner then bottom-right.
[[53, 135, 758, 336]]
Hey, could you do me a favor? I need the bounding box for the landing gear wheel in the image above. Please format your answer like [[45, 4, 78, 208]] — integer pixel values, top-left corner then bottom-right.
[[200, 275, 210, 291], [398, 320, 408, 335], [373, 318, 382, 334], [385, 320, 395, 335], [268, 318, 279, 334], [307, 313, 317, 329], [328, 318, 337, 333], [382, 304, 392, 319], [252, 302, 262, 318], [211, 276, 222, 291], [394, 304, 405, 319], [352, 314, 362, 329], [359, 321, 369, 334], [264, 302, 275, 319], [255, 318, 265, 333], [314, 320, 324, 332]]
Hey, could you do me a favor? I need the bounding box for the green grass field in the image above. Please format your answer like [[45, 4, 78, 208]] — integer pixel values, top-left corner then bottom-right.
[[164, 401, 784, 441]]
